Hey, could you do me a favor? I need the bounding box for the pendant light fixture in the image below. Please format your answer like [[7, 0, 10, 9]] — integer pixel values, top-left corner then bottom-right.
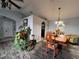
[[55, 8, 65, 31]]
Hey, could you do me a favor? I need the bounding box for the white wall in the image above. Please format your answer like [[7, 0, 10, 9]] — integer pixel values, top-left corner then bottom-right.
[[64, 17, 79, 35], [48, 20, 57, 31], [24, 15, 34, 35], [24, 15, 48, 41], [33, 15, 48, 41], [49, 17, 79, 35]]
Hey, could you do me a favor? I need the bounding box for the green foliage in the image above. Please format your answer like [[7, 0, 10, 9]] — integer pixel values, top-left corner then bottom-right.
[[14, 26, 32, 51]]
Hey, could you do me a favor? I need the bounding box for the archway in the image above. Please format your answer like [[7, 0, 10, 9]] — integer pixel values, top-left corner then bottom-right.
[[41, 21, 45, 38]]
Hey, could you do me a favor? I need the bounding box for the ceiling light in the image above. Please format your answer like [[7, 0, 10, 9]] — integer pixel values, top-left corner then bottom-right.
[[55, 8, 65, 31]]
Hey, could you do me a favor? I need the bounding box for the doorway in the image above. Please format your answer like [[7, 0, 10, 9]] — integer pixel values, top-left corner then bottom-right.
[[41, 22, 45, 38]]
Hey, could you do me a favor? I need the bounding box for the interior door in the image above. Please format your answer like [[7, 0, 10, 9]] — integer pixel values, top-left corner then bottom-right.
[[41, 22, 45, 38]]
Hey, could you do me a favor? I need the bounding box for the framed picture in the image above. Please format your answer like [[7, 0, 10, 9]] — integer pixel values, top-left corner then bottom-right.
[[23, 19, 28, 26]]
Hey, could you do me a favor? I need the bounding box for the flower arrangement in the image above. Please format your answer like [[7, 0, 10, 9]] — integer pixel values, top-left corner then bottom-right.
[[14, 25, 33, 51]]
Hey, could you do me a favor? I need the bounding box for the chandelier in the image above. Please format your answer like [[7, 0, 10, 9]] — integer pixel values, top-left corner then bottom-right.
[[55, 8, 65, 31]]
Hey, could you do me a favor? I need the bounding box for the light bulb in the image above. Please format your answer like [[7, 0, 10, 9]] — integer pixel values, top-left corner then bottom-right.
[[55, 21, 58, 24]]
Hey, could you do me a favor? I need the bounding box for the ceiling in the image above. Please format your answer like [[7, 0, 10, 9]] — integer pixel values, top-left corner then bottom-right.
[[0, 0, 79, 20]]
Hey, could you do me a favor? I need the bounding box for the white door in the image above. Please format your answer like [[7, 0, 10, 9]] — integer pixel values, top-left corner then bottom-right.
[[3, 20, 13, 37]]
